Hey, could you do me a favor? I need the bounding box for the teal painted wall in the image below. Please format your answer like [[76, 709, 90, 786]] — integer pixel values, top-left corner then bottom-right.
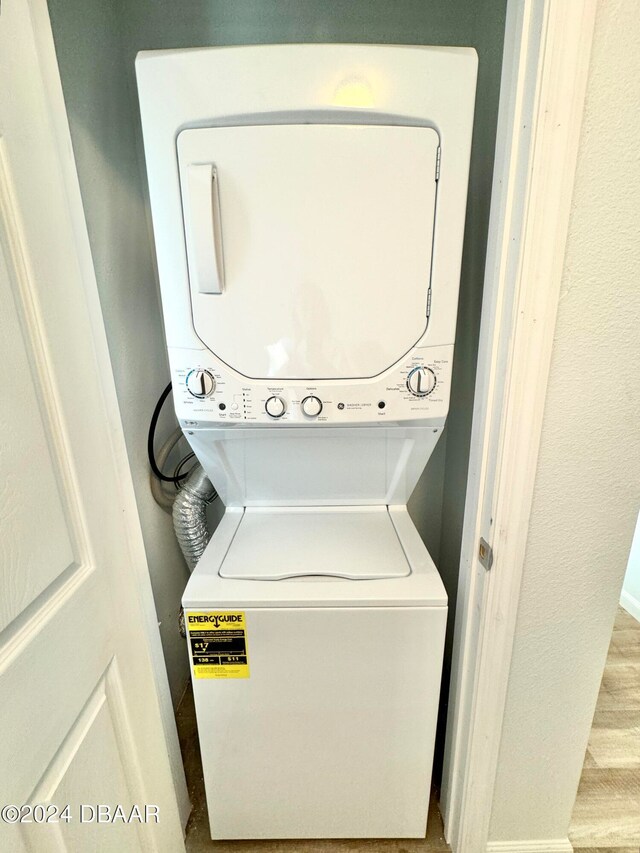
[[49, 0, 507, 773]]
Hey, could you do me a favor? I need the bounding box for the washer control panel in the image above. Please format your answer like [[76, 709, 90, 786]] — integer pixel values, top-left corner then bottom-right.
[[171, 345, 453, 426]]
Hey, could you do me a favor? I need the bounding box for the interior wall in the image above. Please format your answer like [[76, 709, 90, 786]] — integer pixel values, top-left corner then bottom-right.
[[621, 511, 640, 622], [47, 0, 191, 707], [489, 0, 640, 841], [47, 0, 507, 715]]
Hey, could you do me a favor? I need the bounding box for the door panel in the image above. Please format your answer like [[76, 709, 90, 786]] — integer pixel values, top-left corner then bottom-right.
[[0, 2, 186, 850], [0, 177, 76, 631], [24, 663, 153, 853]]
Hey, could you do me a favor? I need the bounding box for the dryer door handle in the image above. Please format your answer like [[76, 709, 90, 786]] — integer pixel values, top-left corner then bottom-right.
[[184, 164, 225, 294]]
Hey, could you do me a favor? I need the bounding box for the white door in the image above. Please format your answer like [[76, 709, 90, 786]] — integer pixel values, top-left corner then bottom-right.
[[0, 2, 186, 851]]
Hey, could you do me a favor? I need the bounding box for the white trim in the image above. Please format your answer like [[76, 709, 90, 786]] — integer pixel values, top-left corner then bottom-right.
[[441, 1, 597, 851], [440, 0, 545, 834], [486, 841, 573, 853], [620, 589, 640, 624]]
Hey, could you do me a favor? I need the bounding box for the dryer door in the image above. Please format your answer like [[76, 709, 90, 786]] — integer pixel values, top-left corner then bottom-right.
[[178, 124, 439, 380]]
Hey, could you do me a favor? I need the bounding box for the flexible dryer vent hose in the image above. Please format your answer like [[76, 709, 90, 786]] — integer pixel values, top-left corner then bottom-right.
[[172, 464, 215, 571]]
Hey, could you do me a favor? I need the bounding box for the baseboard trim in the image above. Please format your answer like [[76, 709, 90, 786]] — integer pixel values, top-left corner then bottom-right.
[[486, 840, 573, 853], [620, 589, 640, 623]]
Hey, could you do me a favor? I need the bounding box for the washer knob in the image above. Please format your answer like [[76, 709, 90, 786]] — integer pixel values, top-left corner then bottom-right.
[[265, 396, 286, 418], [186, 369, 215, 398], [301, 395, 323, 417], [406, 366, 436, 397]]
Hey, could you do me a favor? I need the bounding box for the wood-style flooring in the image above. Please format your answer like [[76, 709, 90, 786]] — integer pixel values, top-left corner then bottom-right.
[[570, 606, 640, 852]]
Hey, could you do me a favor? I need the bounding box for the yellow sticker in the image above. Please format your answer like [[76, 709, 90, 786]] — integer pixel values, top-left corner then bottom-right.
[[186, 611, 250, 679]]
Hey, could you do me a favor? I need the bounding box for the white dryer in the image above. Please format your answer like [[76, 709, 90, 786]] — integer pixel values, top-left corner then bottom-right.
[[136, 44, 477, 840]]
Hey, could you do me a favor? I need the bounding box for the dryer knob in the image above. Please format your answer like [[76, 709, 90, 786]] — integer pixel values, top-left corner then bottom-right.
[[406, 366, 436, 397], [301, 395, 323, 417], [265, 395, 286, 418], [186, 369, 216, 398]]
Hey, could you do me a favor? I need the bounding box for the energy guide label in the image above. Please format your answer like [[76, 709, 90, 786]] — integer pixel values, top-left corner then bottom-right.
[[186, 611, 249, 679]]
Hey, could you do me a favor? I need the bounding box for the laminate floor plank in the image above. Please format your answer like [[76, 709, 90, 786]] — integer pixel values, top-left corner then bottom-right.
[[569, 607, 640, 850], [573, 848, 640, 853], [588, 713, 640, 769], [597, 666, 640, 711], [613, 609, 640, 631]]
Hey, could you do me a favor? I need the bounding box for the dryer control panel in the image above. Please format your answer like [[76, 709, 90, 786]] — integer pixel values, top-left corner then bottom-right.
[[171, 345, 453, 427]]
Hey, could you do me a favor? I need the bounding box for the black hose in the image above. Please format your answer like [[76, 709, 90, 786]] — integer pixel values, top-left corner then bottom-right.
[[148, 382, 188, 484]]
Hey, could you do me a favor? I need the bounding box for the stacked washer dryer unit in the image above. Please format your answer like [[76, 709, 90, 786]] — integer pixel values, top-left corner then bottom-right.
[[137, 45, 477, 841]]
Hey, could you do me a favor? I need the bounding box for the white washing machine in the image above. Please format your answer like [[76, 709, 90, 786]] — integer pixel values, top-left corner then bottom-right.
[[136, 44, 477, 840]]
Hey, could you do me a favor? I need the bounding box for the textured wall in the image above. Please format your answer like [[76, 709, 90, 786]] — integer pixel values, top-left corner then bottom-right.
[[489, 0, 640, 841]]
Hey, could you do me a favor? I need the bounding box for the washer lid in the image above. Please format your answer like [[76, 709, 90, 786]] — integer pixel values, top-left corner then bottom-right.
[[219, 506, 410, 580], [178, 124, 439, 380]]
